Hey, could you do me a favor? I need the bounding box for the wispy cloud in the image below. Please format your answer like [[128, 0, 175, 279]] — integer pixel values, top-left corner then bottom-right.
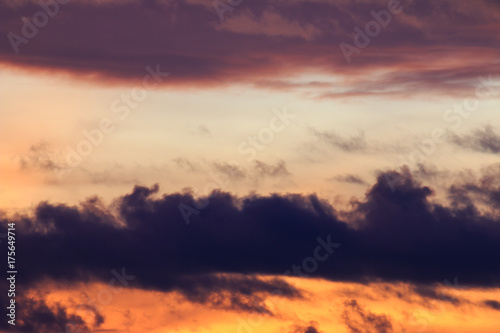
[[312, 129, 367, 152], [342, 299, 393, 333], [332, 174, 369, 185], [254, 160, 291, 177], [450, 126, 500, 153]]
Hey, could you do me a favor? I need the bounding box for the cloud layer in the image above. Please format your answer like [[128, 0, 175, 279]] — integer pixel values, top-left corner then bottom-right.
[[1, 0, 500, 97], [1, 168, 500, 330], [3, 169, 500, 292]]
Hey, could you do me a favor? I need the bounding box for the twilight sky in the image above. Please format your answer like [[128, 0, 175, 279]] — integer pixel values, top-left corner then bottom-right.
[[1, 0, 500, 332]]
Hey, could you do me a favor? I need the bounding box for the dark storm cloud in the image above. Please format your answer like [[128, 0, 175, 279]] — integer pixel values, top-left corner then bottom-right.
[[2, 169, 500, 289], [450, 126, 500, 154], [1, 0, 499, 96], [2, 169, 500, 326]]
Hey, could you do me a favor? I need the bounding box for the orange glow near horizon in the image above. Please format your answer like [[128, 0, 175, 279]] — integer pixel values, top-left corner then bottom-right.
[[24, 277, 500, 333]]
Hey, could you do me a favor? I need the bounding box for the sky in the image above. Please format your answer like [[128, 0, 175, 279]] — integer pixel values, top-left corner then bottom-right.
[[0, 0, 500, 332]]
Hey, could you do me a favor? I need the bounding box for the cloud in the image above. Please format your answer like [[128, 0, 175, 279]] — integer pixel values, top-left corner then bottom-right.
[[20, 298, 89, 333], [312, 129, 367, 152], [217, 10, 320, 40], [15, 141, 65, 172], [1, 0, 500, 97], [342, 299, 393, 333], [254, 160, 291, 177], [2, 168, 500, 328], [289, 322, 322, 333], [412, 285, 461, 305], [303, 327, 320, 333], [333, 174, 369, 185], [173, 157, 201, 172], [0, 283, 97, 333], [174, 273, 302, 315], [450, 126, 500, 154], [447, 162, 500, 210], [193, 125, 212, 137], [213, 161, 246, 180], [483, 299, 500, 311]]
